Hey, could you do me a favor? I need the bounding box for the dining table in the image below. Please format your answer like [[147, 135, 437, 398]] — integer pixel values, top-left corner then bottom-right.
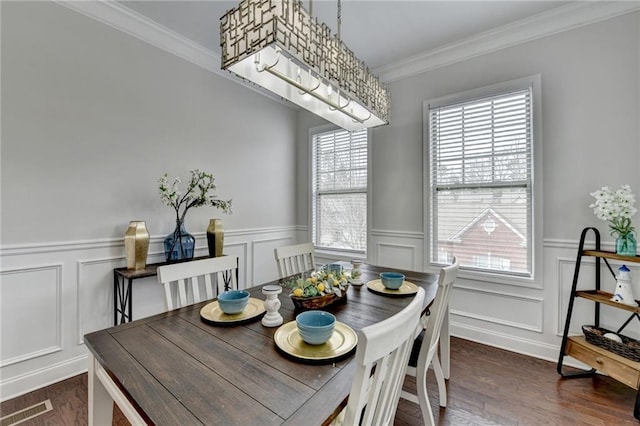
[[85, 263, 444, 425]]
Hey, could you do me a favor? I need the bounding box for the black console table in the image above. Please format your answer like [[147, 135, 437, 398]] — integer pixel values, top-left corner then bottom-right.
[[113, 255, 237, 325]]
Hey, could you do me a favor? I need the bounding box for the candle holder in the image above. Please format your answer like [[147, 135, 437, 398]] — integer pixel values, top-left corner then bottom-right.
[[350, 259, 363, 285], [261, 285, 283, 327]]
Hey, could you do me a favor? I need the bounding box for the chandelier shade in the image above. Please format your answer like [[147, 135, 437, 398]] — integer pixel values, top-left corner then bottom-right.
[[220, 0, 390, 131]]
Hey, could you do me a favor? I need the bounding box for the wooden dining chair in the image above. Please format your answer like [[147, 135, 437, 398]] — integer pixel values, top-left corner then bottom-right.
[[401, 257, 459, 425], [273, 242, 316, 278], [157, 256, 238, 311], [333, 287, 426, 426]]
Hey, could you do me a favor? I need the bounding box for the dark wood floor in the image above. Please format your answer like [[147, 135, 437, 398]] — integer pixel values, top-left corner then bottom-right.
[[1, 337, 637, 425]]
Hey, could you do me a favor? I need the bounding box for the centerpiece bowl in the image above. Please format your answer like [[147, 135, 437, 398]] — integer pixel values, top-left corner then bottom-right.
[[282, 265, 349, 311]]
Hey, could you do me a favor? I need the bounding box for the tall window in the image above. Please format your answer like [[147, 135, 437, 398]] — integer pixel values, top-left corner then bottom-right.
[[427, 77, 538, 277], [312, 127, 368, 253]]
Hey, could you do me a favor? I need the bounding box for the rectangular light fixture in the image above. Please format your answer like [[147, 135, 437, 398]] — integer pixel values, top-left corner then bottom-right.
[[220, 0, 390, 131]]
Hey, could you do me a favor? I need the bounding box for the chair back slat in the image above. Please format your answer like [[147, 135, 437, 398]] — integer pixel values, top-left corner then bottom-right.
[[338, 287, 425, 426], [157, 256, 239, 311], [423, 257, 458, 363], [274, 243, 316, 278], [400, 257, 459, 425]]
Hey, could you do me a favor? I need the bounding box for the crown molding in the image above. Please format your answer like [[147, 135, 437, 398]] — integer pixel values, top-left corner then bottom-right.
[[55, 1, 639, 91], [374, 1, 640, 83], [53, 0, 291, 107]]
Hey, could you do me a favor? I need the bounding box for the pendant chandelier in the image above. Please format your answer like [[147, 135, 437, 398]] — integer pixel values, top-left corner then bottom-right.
[[220, 0, 390, 131]]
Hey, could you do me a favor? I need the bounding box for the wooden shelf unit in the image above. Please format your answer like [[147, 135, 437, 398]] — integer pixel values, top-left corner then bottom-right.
[[557, 227, 640, 420]]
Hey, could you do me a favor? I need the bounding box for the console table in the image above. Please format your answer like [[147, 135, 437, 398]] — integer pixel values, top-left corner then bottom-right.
[[113, 255, 237, 325]]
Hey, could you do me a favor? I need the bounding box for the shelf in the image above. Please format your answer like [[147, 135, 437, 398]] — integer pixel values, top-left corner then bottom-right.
[[576, 290, 640, 314], [559, 228, 640, 419], [582, 250, 640, 263], [566, 336, 640, 390]]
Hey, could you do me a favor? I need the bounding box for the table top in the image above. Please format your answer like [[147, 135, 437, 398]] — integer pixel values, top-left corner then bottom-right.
[[85, 264, 438, 425]]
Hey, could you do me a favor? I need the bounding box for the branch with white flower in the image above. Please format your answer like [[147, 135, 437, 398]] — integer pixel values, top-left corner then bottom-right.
[[158, 169, 232, 259], [590, 185, 637, 237]]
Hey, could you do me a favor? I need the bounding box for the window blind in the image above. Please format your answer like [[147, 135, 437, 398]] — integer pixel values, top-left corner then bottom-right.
[[429, 88, 533, 276], [312, 128, 368, 252]]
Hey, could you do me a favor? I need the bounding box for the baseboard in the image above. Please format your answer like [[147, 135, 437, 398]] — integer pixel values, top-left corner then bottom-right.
[[451, 322, 581, 367], [0, 354, 87, 402]]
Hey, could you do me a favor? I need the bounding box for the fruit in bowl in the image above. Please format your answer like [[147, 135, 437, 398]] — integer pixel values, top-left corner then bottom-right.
[[281, 266, 349, 310]]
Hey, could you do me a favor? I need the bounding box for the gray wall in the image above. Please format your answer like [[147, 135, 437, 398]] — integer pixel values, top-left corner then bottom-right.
[[1, 1, 298, 244], [1, 1, 298, 399], [298, 11, 640, 360]]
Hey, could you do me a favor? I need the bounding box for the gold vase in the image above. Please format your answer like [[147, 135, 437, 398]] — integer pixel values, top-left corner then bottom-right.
[[206, 219, 224, 257], [124, 221, 150, 270]]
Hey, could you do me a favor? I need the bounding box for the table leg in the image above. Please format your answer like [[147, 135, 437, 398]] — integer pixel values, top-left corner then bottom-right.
[[88, 352, 113, 426], [439, 304, 450, 380], [127, 278, 133, 323], [113, 273, 118, 326], [114, 275, 133, 325]]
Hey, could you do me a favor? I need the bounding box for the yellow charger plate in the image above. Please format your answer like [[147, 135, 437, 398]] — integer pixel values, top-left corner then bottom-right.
[[366, 279, 419, 297], [274, 321, 357, 364], [200, 298, 266, 325]]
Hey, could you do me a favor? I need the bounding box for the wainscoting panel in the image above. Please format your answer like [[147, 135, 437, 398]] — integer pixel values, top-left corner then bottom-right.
[[376, 243, 416, 271], [77, 257, 123, 344], [251, 236, 294, 285], [370, 229, 424, 272], [0, 226, 298, 401], [451, 285, 544, 332], [0, 264, 63, 367]]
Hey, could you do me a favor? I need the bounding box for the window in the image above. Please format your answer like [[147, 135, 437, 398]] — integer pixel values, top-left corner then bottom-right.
[[426, 76, 539, 278], [311, 127, 368, 253]]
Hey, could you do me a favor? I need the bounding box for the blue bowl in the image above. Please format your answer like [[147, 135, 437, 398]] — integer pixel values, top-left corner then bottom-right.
[[296, 310, 336, 345], [217, 290, 250, 314], [380, 272, 405, 290]]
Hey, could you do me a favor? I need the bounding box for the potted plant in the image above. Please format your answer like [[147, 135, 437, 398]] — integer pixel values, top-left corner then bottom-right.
[[590, 185, 638, 256], [158, 169, 232, 261]]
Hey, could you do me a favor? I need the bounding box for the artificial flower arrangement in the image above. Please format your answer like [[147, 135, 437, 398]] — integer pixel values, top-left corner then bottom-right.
[[158, 169, 232, 260], [158, 169, 232, 224], [282, 266, 349, 309], [590, 184, 638, 255]]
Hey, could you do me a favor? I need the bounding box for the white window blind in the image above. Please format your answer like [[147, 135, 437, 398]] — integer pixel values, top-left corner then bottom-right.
[[312, 128, 367, 252], [429, 87, 533, 277]]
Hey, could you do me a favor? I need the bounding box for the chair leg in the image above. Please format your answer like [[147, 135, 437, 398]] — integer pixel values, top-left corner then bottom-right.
[[432, 352, 447, 408], [416, 351, 436, 426]]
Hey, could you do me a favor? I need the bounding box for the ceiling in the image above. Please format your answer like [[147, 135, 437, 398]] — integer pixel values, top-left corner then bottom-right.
[[118, 0, 571, 72]]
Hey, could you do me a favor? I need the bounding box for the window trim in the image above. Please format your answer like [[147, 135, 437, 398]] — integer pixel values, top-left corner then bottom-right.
[[308, 124, 371, 259], [423, 75, 543, 288]]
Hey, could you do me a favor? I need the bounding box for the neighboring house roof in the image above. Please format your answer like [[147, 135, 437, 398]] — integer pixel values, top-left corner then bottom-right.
[[450, 207, 526, 243], [434, 191, 528, 241]]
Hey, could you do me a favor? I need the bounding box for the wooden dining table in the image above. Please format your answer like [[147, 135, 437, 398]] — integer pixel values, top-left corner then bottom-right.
[[85, 263, 442, 425]]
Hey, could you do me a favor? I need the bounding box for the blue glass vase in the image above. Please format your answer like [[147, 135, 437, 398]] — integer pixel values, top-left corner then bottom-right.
[[616, 233, 637, 257], [164, 220, 195, 261]]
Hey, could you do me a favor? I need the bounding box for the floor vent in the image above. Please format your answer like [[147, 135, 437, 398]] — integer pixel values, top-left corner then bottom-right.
[[1, 399, 53, 426]]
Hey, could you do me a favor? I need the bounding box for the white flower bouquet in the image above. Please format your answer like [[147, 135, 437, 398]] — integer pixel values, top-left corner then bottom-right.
[[590, 185, 637, 238], [590, 185, 638, 256]]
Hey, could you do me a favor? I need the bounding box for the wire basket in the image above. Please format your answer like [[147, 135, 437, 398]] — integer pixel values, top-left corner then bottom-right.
[[582, 325, 640, 362]]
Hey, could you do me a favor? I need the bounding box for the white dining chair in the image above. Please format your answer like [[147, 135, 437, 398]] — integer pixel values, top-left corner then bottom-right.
[[157, 256, 238, 311], [401, 257, 459, 425], [332, 287, 426, 426], [274, 242, 316, 278]]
